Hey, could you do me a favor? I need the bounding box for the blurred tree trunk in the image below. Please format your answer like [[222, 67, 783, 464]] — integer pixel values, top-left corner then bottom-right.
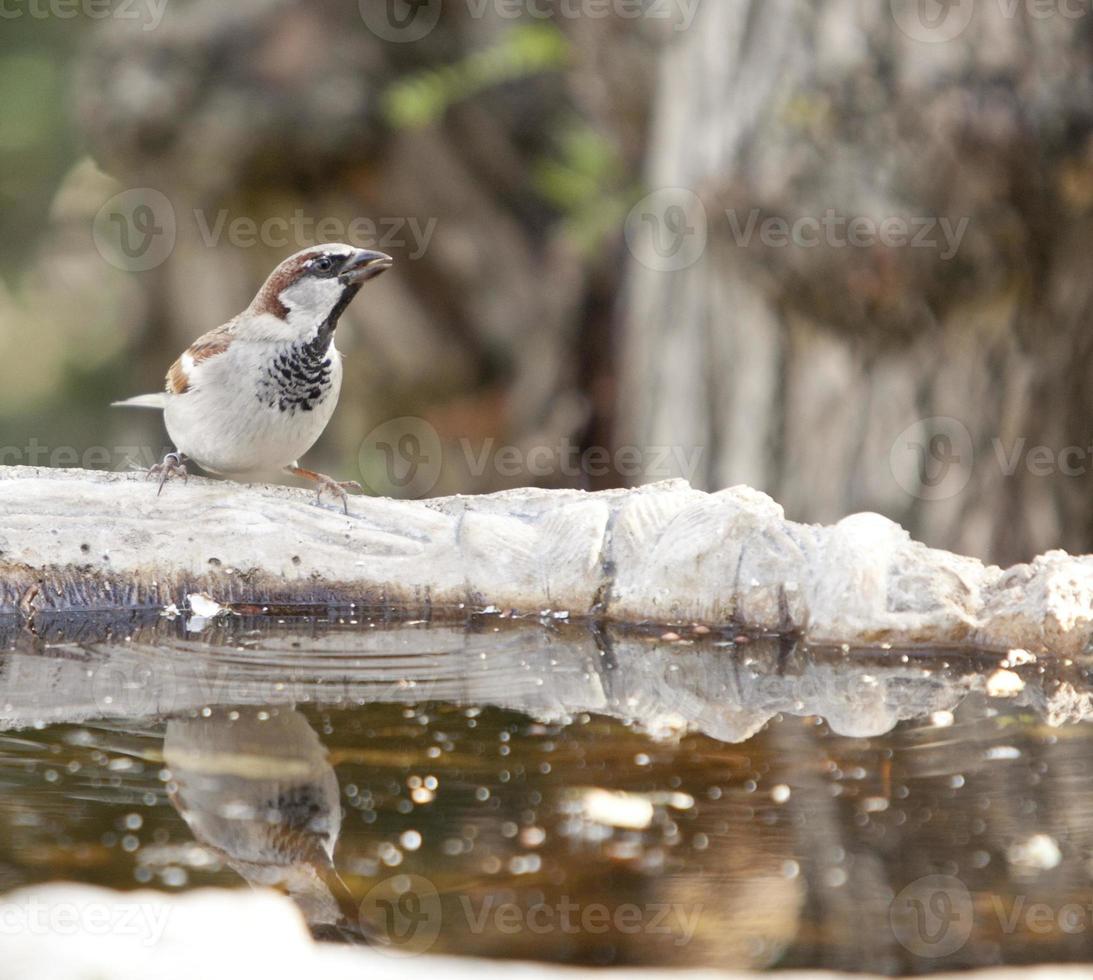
[[619, 0, 1093, 566]]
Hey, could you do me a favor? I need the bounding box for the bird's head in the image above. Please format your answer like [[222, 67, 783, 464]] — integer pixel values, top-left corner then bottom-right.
[[248, 244, 394, 339]]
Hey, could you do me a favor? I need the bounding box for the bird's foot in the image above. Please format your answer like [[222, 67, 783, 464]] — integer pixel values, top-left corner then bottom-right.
[[286, 465, 364, 515], [147, 452, 189, 496]]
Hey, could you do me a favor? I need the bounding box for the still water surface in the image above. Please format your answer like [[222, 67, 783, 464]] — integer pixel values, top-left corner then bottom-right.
[[2, 611, 1093, 973]]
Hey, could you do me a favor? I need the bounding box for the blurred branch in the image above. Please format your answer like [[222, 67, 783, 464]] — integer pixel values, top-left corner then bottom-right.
[[385, 23, 570, 128]]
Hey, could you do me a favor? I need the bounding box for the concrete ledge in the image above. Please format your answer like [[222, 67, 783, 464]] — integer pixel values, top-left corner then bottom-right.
[[2, 466, 1092, 655]]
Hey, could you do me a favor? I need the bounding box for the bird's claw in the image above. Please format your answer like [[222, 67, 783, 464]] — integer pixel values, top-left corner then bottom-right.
[[285, 466, 364, 515], [147, 452, 189, 496], [315, 478, 364, 515]]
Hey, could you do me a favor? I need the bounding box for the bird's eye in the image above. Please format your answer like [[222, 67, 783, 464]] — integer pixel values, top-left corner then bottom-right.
[[313, 256, 335, 274]]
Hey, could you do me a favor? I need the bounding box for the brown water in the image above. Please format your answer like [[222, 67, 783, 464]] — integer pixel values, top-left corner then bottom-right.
[[2, 610, 1093, 973]]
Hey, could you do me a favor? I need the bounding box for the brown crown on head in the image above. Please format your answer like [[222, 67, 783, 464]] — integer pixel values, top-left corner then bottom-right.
[[249, 248, 333, 320]]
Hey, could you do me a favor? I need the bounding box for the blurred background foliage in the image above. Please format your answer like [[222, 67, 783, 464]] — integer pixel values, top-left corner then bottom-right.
[[0, 17, 82, 275], [4, 0, 1093, 566], [0, 0, 653, 504]]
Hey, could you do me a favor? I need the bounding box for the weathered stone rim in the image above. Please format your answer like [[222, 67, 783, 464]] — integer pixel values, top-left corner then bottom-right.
[[2, 466, 1092, 656]]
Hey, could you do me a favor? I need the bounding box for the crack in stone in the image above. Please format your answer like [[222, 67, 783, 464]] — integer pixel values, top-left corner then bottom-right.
[[590, 499, 621, 619]]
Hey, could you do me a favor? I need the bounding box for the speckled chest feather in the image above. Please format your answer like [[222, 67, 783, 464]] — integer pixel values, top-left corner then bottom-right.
[[257, 337, 336, 414]]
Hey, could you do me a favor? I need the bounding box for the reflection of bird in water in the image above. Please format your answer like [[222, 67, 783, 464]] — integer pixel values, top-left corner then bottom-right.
[[163, 707, 366, 942]]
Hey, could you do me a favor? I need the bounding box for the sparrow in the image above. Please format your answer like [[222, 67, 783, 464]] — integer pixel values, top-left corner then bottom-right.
[[164, 707, 369, 943], [113, 244, 393, 512]]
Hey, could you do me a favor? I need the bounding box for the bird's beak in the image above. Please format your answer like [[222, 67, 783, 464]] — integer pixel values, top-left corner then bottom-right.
[[339, 249, 394, 285]]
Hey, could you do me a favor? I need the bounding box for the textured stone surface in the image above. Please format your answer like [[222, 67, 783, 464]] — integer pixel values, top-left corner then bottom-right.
[[2, 466, 1092, 655]]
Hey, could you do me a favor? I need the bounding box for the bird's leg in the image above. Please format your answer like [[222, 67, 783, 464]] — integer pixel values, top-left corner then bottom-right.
[[285, 464, 363, 515], [147, 452, 189, 496]]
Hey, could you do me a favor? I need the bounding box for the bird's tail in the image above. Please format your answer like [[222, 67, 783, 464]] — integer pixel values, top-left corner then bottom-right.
[[111, 393, 167, 410]]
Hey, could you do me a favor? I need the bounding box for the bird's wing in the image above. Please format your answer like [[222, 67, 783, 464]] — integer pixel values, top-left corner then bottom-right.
[[166, 326, 234, 395], [111, 393, 168, 410]]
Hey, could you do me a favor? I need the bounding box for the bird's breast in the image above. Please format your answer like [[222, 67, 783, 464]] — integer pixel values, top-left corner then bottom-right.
[[163, 338, 343, 475], [257, 339, 339, 415]]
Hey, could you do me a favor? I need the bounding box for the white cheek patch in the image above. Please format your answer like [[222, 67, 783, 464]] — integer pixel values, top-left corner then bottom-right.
[[280, 277, 344, 323]]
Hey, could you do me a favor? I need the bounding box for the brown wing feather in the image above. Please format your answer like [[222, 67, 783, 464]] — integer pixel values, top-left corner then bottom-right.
[[166, 360, 190, 395], [165, 329, 233, 395]]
